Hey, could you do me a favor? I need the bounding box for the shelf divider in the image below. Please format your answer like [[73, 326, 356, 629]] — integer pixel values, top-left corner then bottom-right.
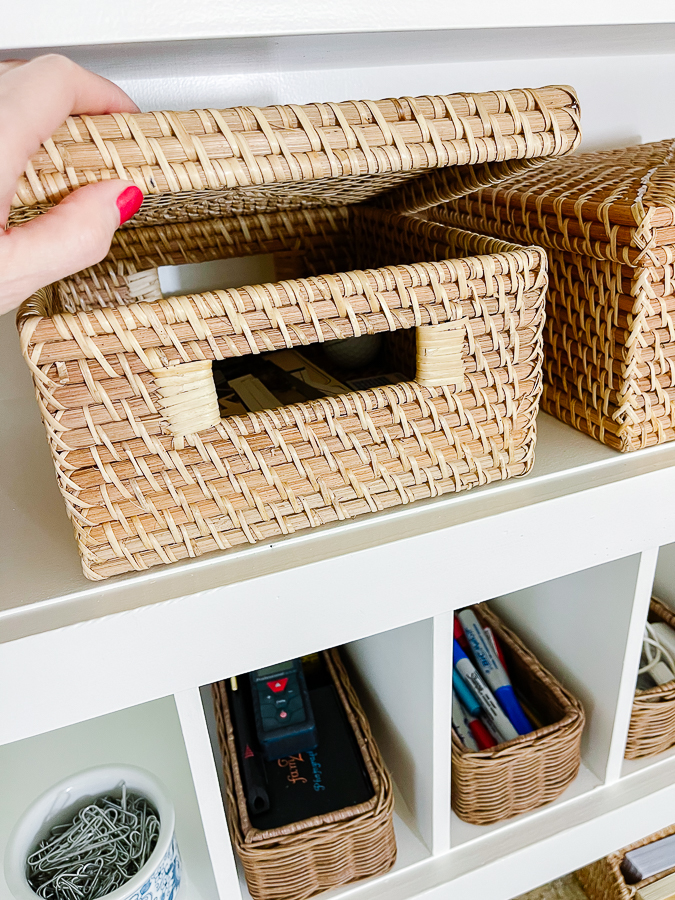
[[432, 612, 453, 854], [175, 687, 242, 900], [605, 547, 659, 781]]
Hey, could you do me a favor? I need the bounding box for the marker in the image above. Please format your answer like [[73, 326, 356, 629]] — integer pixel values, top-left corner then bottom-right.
[[228, 677, 270, 815], [453, 639, 518, 743], [454, 615, 470, 652], [452, 696, 479, 750], [458, 610, 532, 736], [484, 626, 508, 672], [452, 669, 481, 718], [464, 709, 497, 750]]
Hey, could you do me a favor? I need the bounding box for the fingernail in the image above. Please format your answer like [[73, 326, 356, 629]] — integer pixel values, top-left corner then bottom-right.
[[116, 185, 144, 225]]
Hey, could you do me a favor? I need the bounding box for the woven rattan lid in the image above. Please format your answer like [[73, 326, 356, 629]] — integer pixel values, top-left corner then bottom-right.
[[10, 85, 580, 227], [465, 139, 675, 256]]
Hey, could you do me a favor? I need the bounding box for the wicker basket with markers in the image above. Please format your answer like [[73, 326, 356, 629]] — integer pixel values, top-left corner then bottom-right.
[[13, 86, 580, 580], [452, 604, 585, 825], [211, 649, 396, 900], [626, 597, 675, 760]]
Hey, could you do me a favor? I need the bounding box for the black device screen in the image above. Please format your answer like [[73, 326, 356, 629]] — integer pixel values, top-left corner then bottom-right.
[[231, 656, 374, 831]]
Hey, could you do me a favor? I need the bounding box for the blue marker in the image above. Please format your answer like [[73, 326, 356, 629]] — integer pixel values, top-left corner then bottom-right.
[[453, 639, 518, 743], [457, 609, 532, 736], [452, 669, 481, 718]]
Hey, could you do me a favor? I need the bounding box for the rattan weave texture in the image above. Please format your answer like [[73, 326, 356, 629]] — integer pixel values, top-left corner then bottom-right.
[[430, 140, 675, 451], [452, 605, 585, 826], [14, 87, 579, 579], [625, 597, 675, 760], [211, 649, 396, 900], [576, 823, 675, 900]]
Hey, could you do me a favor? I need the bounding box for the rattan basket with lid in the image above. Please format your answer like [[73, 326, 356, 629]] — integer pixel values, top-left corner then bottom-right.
[[14, 86, 580, 579], [429, 139, 675, 451]]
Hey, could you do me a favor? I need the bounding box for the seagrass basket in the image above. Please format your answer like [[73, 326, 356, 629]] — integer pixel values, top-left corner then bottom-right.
[[13, 86, 581, 579], [626, 597, 675, 760], [576, 822, 675, 900], [429, 140, 675, 451], [211, 648, 396, 900], [452, 604, 585, 825]]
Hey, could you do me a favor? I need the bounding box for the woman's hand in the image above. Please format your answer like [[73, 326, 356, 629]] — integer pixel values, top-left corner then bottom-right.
[[0, 55, 144, 316]]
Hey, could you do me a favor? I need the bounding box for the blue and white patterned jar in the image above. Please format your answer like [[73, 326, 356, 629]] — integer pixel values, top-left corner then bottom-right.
[[127, 835, 181, 900], [4, 765, 182, 900]]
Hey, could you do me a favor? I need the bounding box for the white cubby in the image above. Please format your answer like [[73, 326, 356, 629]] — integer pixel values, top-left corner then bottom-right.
[[0, 697, 219, 900]]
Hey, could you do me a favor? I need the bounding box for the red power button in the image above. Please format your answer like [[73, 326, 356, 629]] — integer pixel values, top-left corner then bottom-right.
[[267, 678, 288, 693]]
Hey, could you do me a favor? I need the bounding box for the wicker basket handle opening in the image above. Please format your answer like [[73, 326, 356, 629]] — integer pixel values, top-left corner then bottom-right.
[[151, 319, 466, 442]]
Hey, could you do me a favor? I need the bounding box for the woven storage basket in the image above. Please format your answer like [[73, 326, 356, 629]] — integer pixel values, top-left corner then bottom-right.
[[576, 822, 675, 900], [452, 604, 585, 825], [625, 597, 675, 759], [13, 86, 581, 580], [428, 139, 675, 451], [211, 648, 396, 900]]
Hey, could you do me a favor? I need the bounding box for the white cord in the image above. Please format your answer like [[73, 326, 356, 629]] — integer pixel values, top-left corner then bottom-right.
[[639, 622, 675, 676]]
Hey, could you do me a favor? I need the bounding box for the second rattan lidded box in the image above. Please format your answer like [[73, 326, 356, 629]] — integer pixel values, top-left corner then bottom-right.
[[431, 140, 675, 451], [14, 86, 580, 579]]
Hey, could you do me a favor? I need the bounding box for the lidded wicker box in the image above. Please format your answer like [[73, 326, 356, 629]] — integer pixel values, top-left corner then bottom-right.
[[431, 140, 675, 451], [452, 604, 585, 825], [13, 86, 580, 579]]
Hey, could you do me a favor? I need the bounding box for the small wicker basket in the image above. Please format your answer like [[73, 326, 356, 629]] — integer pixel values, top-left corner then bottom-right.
[[626, 597, 675, 760], [12, 86, 580, 579], [211, 649, 396, 900], [452, 604, 585, 826], [576, 823, 675, 900]]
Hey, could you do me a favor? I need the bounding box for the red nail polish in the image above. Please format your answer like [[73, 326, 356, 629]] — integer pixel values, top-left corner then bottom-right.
[[116, 185, 144, 225]]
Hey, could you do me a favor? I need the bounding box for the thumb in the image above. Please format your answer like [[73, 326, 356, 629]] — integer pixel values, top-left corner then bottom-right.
[[0, 181, 144, 316]]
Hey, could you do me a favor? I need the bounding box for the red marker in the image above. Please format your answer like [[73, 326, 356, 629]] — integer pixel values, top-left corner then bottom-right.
[[466, 712, 497, 750], [454, 615, 470, 652], [484, 626, 508, 673]]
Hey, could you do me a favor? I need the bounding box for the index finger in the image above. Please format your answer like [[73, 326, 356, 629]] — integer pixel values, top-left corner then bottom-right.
[[0, 54, 139, 222]]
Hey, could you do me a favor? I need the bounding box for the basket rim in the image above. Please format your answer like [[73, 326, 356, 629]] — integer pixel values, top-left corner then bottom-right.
[[16, 213, 545, 342]]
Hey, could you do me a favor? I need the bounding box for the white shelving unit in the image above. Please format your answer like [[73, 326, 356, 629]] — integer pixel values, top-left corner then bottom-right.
[[4, 10, 675, 900]]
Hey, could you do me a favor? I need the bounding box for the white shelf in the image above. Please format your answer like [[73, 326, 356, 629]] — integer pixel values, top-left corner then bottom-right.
[[0, 697, 219, 900], [4, 2, 675, 50], [3, 279, 675, 645]]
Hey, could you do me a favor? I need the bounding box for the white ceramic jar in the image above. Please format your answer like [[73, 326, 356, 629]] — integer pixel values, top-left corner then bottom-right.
[[4, 764, 181, 900]]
